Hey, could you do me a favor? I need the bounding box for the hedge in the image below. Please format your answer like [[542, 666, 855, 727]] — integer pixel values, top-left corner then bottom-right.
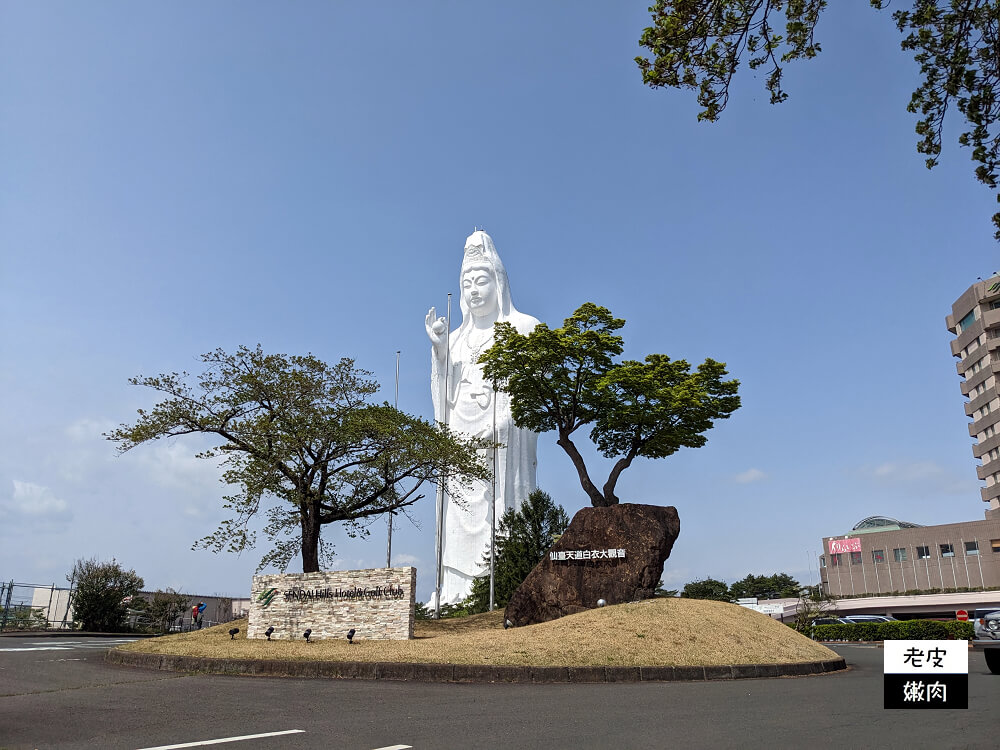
[[812, 620, 975, 641]]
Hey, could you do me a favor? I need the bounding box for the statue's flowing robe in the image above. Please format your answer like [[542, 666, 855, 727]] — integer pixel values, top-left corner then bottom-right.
[[429, 233, 539, 605]]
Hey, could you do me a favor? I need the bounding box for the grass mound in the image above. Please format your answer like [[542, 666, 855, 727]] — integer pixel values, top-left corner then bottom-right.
[[119, 598, 837, 667]]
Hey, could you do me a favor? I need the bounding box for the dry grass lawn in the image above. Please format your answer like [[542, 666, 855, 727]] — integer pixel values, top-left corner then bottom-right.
[[119, 598, 837, 667]]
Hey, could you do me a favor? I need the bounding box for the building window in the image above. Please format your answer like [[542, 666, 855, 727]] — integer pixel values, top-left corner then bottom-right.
[[965, 541, 980, 555], [830, 553, 843, 567], [959, 309, 976, 332], [916, 545, 931, 559], [872, 549, 885, 564], [940, 543, 955, 558], [893, 548, 908, 562], [851, 551, 863, 565], [992, 539, 1000, 554]]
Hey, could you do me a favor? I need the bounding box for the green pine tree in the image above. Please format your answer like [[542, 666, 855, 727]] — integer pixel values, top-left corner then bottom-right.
[[463, 489, 569, 613]]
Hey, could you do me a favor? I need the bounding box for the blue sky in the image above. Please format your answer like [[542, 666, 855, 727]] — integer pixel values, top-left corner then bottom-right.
[[1, 2, 996, 601]]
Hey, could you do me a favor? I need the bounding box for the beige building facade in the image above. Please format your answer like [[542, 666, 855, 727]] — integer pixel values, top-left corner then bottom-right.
[[820, 516, 1000, 597], [947, 274, 1000, 514]]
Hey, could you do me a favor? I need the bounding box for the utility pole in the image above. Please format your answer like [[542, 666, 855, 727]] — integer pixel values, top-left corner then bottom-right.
[[490, 388, 497, 611], [386, 350, 400, 568], [433, 294, 451, 619]]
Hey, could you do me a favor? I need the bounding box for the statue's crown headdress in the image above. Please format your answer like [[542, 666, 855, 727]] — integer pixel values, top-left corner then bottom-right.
[[464, 241, 486, 260]]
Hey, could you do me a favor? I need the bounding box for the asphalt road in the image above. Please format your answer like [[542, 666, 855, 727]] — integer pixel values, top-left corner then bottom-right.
[[1, 636, 998, 749]]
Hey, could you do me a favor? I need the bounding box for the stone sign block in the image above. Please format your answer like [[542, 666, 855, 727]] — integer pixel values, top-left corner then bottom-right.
[[248, 567, 415, 641], [505, 504, 680, 627]]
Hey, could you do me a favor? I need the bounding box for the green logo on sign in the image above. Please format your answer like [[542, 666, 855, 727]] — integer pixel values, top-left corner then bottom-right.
[[257, 588, 279, 608]]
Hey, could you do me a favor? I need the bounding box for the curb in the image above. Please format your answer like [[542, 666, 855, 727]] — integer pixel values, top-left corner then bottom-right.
[[104, 650, 847, 683]]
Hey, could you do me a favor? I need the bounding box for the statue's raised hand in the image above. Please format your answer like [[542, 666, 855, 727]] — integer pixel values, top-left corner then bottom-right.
[[425, 307, 448, 350]]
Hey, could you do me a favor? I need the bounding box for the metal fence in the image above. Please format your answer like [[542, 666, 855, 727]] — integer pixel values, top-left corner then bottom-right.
[[0, 581, 76, 631], [0, 580, 248, 632]]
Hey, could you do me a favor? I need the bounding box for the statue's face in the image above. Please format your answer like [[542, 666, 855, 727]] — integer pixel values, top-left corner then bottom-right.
[[462, 265, 498, 318]]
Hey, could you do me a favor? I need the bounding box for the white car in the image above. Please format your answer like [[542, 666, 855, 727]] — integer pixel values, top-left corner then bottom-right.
[[974, 608, 1000, 641]]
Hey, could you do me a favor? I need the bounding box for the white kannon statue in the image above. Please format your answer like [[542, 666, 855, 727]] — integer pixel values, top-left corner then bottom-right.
[[425, 230, 540, 605]]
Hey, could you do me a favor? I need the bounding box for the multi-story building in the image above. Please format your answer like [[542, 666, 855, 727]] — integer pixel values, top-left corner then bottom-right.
[[820, 515, 1000, 597], [947, 273, 1000, 516], [816, 277, 1000, 599]]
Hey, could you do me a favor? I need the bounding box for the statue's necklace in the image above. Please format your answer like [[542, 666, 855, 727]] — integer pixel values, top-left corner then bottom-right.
[[467, 328, 494, 360]]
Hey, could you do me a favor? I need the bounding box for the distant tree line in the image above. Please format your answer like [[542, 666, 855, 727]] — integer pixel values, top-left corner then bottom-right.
[[679, 573, 805, 602]]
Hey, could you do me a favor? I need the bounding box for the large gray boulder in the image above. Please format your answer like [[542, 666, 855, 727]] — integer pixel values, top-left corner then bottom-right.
[[504, 503, 680, 627]]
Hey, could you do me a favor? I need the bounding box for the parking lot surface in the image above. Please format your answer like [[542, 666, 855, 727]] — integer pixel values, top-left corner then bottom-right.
[[1, 636, 998, 749]]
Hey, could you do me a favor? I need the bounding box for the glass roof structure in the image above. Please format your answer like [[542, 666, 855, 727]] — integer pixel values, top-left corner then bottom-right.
[[851, 515, 924, 533]]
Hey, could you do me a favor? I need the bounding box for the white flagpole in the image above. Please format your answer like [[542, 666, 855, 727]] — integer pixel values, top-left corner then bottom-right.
[[387, 350, 400, 569], [490, 385, 497, 611], [434, 294, 451, 619]]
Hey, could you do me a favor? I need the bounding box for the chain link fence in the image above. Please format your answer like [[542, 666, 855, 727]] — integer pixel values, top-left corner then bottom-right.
[[0, 580, 250, 632], [0, 580, 76, 631]]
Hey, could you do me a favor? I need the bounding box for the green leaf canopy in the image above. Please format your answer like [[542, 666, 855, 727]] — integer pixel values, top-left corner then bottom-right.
[[480, 303, 740, 506], [636, 1, 1000, 240], [107, 345, 491, 573]]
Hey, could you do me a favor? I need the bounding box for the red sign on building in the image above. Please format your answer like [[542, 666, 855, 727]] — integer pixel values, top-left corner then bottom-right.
[[829, 537, 862, 554]]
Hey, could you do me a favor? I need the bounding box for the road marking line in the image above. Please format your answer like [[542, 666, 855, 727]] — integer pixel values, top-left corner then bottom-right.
[[371, 746, 413, 750], [27, 641, 87, 645], [136, 729, 305, 749], [0, 640, 139, 652]]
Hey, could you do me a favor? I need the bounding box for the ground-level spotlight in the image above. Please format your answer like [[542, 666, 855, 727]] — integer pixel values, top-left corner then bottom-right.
[[597, 599, 606, 607], [264, 626, 274, 640], [503, 619, 512, 630], [347, 628, 356, 644], [229, 628, 239, 640], [303, 628, 312, 643]]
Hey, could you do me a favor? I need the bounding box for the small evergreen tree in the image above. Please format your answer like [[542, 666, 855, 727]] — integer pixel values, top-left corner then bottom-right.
[[680, 577, 730, 601], [141, 588, 190, 633], [729, 573, 801, 600], [68, 557, 144, 632], [464, 489, 569, 613], [654, 583, 679, 598]]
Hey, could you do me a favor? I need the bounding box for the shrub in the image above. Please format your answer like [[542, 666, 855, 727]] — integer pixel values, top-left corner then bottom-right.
[[135, 588, 190, 633], [813, 620, 976, 641], [68, 557, 144, 632], [942, 621, 975, 640], [415, 601, 472, 620], [680, 578, 731, 601], [1, 606, 48, 631]]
